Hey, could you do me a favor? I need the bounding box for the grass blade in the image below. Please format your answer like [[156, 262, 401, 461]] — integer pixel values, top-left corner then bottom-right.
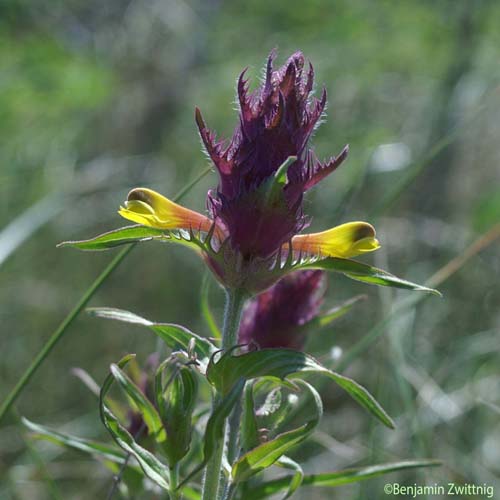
[[0, 244, 134, 423], [0, 167, 212, 423]]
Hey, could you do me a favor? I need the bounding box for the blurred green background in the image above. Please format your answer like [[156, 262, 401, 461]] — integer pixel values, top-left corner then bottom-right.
[[1, 0, 499, 498]]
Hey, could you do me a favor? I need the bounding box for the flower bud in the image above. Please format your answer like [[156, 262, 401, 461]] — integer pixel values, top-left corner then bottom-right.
[[238, 270, 326, 350]]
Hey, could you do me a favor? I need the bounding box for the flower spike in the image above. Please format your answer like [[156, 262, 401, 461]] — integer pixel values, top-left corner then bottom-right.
[[112, 52, 386, 292], [58, 50, 442, 296]]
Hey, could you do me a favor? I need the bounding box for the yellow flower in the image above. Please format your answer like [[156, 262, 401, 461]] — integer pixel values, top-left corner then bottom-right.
[[118, 188, 379, 261], [62, 51, 438, 296], [291, 222, 380, 259], [119, 188, 214, 233]]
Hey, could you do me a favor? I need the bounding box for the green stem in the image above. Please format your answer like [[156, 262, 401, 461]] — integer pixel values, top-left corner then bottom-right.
[[202, 288, 246, 500], [169, 464, 180, 500], [221, 288, 246, 351], [0, 244, 134, 423], [201, 397, 225, 500]]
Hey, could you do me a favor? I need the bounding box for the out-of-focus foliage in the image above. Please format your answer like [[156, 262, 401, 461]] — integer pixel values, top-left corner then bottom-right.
[[0, 0, 499, 499]]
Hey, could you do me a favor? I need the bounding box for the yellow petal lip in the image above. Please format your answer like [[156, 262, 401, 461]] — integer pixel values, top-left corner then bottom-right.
[[292, 221, 380, 259], [122, 199, 156, 215], [118, 187, 215, 233]]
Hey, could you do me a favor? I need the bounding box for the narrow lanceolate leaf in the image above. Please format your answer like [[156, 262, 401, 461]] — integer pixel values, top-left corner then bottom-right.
[[232, 381, 321, 484], [22, 417, 126, 463], [207, 349, 394, 429], [178, 379, 245, 489], [299, 257, 441, 296], [275, 456, 304, 500], [247, 459, 442, 498], [57, 225, 166, 250], [100, 355, 170, 490], [88, 307, 216, 369], [58, 225, 205, 253], [109, 364, 166, 443], [100, 405, 170, 490]]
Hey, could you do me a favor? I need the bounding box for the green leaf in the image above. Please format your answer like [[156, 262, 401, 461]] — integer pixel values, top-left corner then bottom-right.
[[207, 349, 394, 429], [155, 356, 198, 465], [248, 459, 442, 498], [275, 456, 304, 500], [179, 378, 245, 488], [22, 417, 126, 463], [100, 405, 170, 490], [88, 307, 216, 370], [241, 382, 259, 452], [58, 225, 207, 254], [100, 354, 170, 490], [109, 364, 166, 444], [232, 381, 321, 484], [299, 257, 441, 296], [57, 225, 166, 251]]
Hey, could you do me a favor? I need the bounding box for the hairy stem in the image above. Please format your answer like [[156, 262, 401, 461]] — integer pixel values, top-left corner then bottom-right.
[[221, 288, 247, 351], [202, 288, 246, 500]]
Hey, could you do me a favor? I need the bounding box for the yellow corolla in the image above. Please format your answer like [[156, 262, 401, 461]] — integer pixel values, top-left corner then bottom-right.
[[291, 222, 380, 258], [118, 188, 380, 260], [119, 188, 214, 233]]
